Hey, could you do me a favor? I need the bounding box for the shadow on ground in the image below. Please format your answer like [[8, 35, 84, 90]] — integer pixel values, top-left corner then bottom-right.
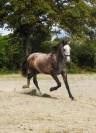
[[21, 89, 58, 99]]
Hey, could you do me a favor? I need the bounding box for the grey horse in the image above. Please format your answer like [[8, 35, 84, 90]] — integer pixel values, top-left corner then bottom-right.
[[21, 42, 74, 100]]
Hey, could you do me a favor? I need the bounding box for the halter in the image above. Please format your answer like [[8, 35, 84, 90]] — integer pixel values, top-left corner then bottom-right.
[[65, 54, 70, 56]]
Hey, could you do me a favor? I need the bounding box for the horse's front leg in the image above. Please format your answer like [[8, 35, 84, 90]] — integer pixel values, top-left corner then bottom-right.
[[61, 71, 74, 100], [22, 73, 33, 89], [50, 74, 61, 91]]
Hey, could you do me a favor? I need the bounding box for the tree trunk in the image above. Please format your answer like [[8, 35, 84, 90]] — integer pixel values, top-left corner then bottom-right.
[[22, 36, 32, 57]]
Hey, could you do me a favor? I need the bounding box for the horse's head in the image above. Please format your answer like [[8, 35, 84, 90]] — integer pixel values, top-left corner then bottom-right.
[[62, 43, 71, 63]]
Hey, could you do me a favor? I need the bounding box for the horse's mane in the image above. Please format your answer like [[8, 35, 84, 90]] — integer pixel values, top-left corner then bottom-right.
[[51, 42, 64, 52], [51, 43, 65, 69], [56, 44, 64, 63]]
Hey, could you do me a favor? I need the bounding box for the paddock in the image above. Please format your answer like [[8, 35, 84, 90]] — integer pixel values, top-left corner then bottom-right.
[[0, 74, 96, 133]]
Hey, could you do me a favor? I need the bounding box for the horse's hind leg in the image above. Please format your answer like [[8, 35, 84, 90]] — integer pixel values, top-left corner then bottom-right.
[[33, 74, 42, 95], [50, 74, 61, 91], [22, 73, 33, 88], [61, 71, 74, 100]]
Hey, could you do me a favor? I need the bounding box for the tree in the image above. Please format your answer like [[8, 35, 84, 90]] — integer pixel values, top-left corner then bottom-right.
[[0, 0, 55, 56], [54, 0, 96, 38], [0, 0, 96, 56]]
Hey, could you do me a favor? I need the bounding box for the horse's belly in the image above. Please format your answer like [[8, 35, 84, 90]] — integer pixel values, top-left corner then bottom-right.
[[34, 59, 52, 74]]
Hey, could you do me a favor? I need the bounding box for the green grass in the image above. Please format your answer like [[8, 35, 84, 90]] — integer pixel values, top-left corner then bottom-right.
[[68, 64, 96, 74], [0, 67, 96, 76], [0, 69, 20, 75]]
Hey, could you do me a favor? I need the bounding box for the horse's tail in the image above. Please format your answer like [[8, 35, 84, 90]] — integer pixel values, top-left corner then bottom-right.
[[21, 58, 28, 77]]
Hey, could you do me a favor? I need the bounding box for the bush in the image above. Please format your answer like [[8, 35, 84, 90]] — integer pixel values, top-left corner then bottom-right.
[[71, 40, 96, 69], [0, 36, 23, 71]]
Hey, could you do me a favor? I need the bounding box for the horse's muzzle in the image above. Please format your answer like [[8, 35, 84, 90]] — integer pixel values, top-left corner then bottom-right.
[[66, 56, 71, 63]]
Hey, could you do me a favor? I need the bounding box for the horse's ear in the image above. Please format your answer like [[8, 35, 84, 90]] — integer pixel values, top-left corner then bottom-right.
[[62, 40, 67, 45], [62, 37, 70, 45]]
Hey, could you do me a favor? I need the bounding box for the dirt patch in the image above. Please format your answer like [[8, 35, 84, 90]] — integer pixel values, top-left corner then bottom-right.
[[0, 74, 96, 133]]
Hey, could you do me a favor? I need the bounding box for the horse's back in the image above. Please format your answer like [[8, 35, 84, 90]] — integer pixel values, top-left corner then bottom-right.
[[27, 53, 50, 63]]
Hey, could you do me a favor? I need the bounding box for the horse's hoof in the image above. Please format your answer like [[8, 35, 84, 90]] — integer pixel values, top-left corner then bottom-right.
[[50, 87, 54, 91], [71, 96, 75, 101], [22, 85, 29, 89], [38, 91, 42, 96]]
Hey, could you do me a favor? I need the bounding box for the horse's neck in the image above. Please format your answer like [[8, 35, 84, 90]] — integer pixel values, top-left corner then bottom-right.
[[56, 47, 66, 71], [50, 48, 64, 63], [57, 48, 64, 64]]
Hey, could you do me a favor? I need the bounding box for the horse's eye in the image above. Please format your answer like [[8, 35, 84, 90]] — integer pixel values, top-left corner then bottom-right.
[[63, 48, 65, 51]]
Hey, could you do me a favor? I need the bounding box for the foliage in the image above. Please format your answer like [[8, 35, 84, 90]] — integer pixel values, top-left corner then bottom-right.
[[0, 36, 96, 72], [0, 0, 96, 72], [71, 39, 96, 69], [0, 36, 23, 71], [0, 0, 96, 55]]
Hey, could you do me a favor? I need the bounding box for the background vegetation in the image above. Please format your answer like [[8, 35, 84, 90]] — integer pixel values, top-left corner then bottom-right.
[[0, 0, 96, 73], [0, 35, 96, 73]]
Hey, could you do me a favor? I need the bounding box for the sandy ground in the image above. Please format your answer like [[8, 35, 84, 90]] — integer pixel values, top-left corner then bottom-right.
[[0, 74, 96, 133]]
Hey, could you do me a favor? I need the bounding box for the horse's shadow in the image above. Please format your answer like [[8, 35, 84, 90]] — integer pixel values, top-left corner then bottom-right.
[[21, 89, 58, 100]]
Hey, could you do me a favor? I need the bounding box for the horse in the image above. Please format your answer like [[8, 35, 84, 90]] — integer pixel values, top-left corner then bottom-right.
[[21, 42, 74, 100]]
